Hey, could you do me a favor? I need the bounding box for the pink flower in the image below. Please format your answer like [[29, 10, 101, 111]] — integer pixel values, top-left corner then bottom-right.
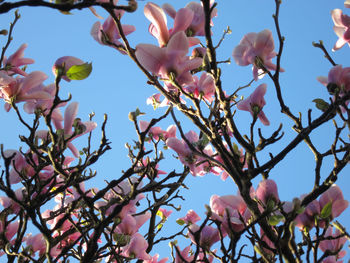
[[233, 29, 283, 80], [175, 246, 193, 263], [295, 198, 320, 230], [3, 44, 34, 76], [25, 233, 46, 256], [0, 188, 25, 214], [179, 209, 201, 224], [188, 224, 220, 249], [158, 208, 172, 219], [53, 56, 84, 82], [317, 65, 350, 100], [320, 227, 347, 261], [0, 71, 50, 111], [0, 220, 19, 241], [144, 2, 200, 47], [237, 83, 270, 125], [122, 233, 151, 260], [91, 15, 135, 54], [319, 185, 349, 220], [115, 213, 151, 236], [144, 2, 170, 47], [144, 254, 168, 263], [331, 9, 350, 51], [135, 31, 202, 87], [139, 121, 176, 141], [166, 130, 217, 176], [54, 102, 97, 157], [185, 72, 216, 103], [23, 83, 65, 123], [260, 228, 275, 255], [162, 1, 217, 37], [255, 179, 279, 206], [210, 194, 251, 233]]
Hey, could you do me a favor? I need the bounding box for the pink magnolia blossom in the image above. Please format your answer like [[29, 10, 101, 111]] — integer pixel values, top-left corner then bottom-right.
[[179, 209, 201, 224], [320, 227, 347, 261], [0, 220, 19, 242], [317, 65, 350, 106], [0, 187, 25, 214], [255, 179, 279, 206], [137, 157, 167, 178], [121, 233, 151, 260], [158, 207, 172, 219], [331, 9, 350, 51], [139, 121, 176, 141], [147, 93, 163, 108], [3, 149, 28, 184], [295, 198, 320, 230], [144, 2, 171, 47], [233, 29, 283, 80], [0, 71, 50, 111], [260, 229, 276, 255], [101, 177, 145, 219], [166, 130, 218, 176], [0, 220, 19, 257], [210, 194, 251, 233], [23, 83, 65, 124], [237, 83, 270, 126], [319, 184, 349, 220], [54, 102, 97, 157], [188, 224, 220, 249], [144, 2, 199, 47], [135, 31, 203, 87], [25, 233, 46, 256], [53, 56, 84, 82], [2, 149, 58, 185], [115, 213, 151, 236], [3, 44, 34, 76], [91, 15, 135, 54], [175, 246, 193, 263], [215, 145, 247, 181], [144, 254, 168, 263], [185, 72, 216, 103], [162, 1, 217, 37]]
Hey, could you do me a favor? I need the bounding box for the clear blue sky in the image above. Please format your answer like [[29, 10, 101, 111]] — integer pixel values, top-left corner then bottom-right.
[[0, 0, 349, 261]]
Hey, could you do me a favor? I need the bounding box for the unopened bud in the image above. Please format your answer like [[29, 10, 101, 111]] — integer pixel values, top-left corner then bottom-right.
[[0, 29, 8, 36]]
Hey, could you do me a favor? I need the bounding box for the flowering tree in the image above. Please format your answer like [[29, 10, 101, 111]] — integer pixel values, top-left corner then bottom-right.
[[0, 0, 349, 262]]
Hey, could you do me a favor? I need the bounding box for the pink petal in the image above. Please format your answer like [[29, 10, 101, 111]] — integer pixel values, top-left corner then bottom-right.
[[144, 2, 169, 46], [135, 44, 165, 74], [162, 3, 176, 18], [166, 31, 189, 57], [172, 8, 194, 36], [64, 102, 79, 134]]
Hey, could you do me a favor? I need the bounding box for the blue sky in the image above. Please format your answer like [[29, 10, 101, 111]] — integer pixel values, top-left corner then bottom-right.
[[0, 0, 349, 261]]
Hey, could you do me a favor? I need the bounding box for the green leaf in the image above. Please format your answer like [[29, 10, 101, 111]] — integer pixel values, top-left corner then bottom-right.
[[313, 98, 329, 112], [233, 143, 239, 155], [320, 201, 332, 219], [176, 219, 185, 225], [267, 215, 284, 226], [66, 62, 92, 80], [266, 199, 276, 212], [296, 206, 305, 215], [198, 134, 209, 149]]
